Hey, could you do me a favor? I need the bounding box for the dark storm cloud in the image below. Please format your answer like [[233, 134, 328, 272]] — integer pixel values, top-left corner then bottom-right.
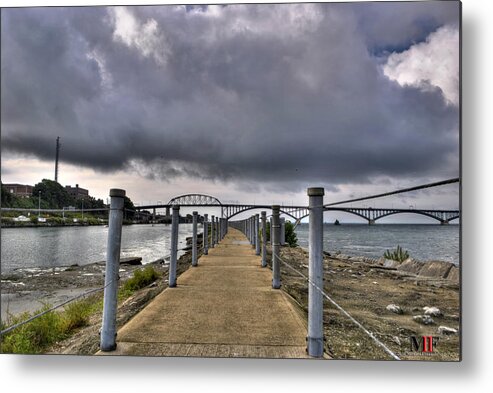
[[347, 1, 460, 54], [1, 3, 459, 192]]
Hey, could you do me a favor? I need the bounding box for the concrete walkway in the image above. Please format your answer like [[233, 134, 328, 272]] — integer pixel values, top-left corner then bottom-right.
[[103, 228, 309, 358]]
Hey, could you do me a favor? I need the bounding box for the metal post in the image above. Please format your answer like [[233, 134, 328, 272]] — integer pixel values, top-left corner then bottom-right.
[[192, 211, 198, 267], [216, 217, 219, 244], [203, 214, 209, 255], [272, 205, 281, 289], [255, 214, 260, 255], [169, 206, 180, 287], [280, 218, 286, 246], [307, 187, 325, 357], [261, 211, 267, 267], [249, 217, 252, 243], [251, 216, 255, 247], [100, 188, 125, 352], [210, 215, 215, 248]]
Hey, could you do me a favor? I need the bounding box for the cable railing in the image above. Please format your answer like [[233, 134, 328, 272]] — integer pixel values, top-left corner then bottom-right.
[[0, 244, 202, 337], [274, 253, 401, 360]]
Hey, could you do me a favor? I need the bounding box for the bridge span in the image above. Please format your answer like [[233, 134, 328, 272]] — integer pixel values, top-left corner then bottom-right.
[[135, 193, 459, 225]]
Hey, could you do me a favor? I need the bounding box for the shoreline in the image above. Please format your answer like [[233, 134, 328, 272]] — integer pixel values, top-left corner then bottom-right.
[[1, 245, 459, 359]]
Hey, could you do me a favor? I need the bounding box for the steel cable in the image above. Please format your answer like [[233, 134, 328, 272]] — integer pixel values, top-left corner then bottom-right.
[[274, 253, 401, 360]]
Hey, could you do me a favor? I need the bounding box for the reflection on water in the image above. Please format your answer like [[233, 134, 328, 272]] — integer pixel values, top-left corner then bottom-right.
[[1, 224, 195, 273]]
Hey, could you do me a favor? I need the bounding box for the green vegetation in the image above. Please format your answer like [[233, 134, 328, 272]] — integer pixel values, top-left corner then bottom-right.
[[0, 266, 160, 354], [119, 266, 160, 299], [383, 245, 409, 262], [284, 220, 298, 247], [263, 220, 298, 247], [1, 179, 139, 225], [0, 300, 95, 354], [32, 179, 74, 209]]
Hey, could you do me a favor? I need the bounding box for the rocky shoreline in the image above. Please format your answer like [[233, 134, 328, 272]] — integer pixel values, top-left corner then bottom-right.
[[274, 246, 460, 360], [1, 245, 460, 359]]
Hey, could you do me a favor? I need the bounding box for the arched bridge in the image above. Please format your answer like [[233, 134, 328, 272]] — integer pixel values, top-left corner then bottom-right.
[[136, 193, 459, 224]]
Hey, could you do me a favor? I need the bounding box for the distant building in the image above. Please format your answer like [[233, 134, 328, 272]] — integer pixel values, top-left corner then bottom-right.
[[65, 184, 89, 199], [4, 183, 33, 198]]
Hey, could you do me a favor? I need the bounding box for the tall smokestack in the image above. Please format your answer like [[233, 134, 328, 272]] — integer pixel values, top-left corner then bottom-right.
[[55, 136, 60, 183]]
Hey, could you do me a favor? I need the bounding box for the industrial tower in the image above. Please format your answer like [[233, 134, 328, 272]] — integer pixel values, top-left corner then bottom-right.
[[55, 136, 60, 183]]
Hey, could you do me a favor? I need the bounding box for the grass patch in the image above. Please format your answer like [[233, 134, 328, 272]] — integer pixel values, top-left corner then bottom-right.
[[0, 297, 101, 354], [119, 266, 161, 300], [1, 267, 160, 354]]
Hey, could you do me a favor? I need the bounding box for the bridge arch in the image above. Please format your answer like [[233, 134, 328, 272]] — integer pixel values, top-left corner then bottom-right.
[[167, 194, 222, 206], [227, 206, 271, 220], [374, 210, 446, 223]]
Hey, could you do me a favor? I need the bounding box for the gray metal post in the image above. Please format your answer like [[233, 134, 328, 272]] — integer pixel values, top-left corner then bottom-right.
[[280, 218, 286, 246], [100, 188, 125, 352], [269, 217, 273, 243], [249, 217, 252, 243], [307, 187, 325, 357], [215, 217, 219, 244], [261, 211, 267, 267], [255, 214, 260, 255], [169, 206, 180, 287], [210, 215, 215, 248], [246, 217, 250, 241], [251, 217, 254, 245], [192, 211, 198, 267], [272, 205, 281, 289], [203, 214, 209, 255]]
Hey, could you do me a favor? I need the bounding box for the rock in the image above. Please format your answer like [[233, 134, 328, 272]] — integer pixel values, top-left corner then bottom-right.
[[419, 260, 454, 279], [423, 306, 442, 317], [120, 257, 143, 266], [397, 258, 424, 274], [383, 259, 401, 268], [446, 266, 460, 282], [413, 315, 435, 325], [386, 304, 403, 314], [438, 326, 458, 335]]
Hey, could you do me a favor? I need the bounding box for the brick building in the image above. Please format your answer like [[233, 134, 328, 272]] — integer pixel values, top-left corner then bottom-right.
[[65, 184, 89, 199], [3, 183, 33, 198]]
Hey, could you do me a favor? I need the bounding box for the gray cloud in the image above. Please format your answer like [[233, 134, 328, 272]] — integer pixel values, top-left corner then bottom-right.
[[1, 3, 459, 194]]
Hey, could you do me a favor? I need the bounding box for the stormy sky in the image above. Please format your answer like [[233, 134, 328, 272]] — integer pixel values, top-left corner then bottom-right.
[[1, 2, 460, 221]]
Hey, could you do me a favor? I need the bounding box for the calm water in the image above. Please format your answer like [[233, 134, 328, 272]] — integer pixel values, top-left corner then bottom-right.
[[1, 224, 195, 273], [1, 223, 460, 273], [295, 224, 460, 265]]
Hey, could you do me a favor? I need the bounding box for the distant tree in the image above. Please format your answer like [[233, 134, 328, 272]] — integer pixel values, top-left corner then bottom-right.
[[74, 196, 107, 217], [1, 182, 37, 209], [123, 196, 135, 219], [1, 183, 15, 207], [32, 179, 74, 209], [284, 221, 298, 247]]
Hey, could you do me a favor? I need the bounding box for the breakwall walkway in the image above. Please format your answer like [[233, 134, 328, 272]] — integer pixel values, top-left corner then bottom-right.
[[102, 228, 309, 358]]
